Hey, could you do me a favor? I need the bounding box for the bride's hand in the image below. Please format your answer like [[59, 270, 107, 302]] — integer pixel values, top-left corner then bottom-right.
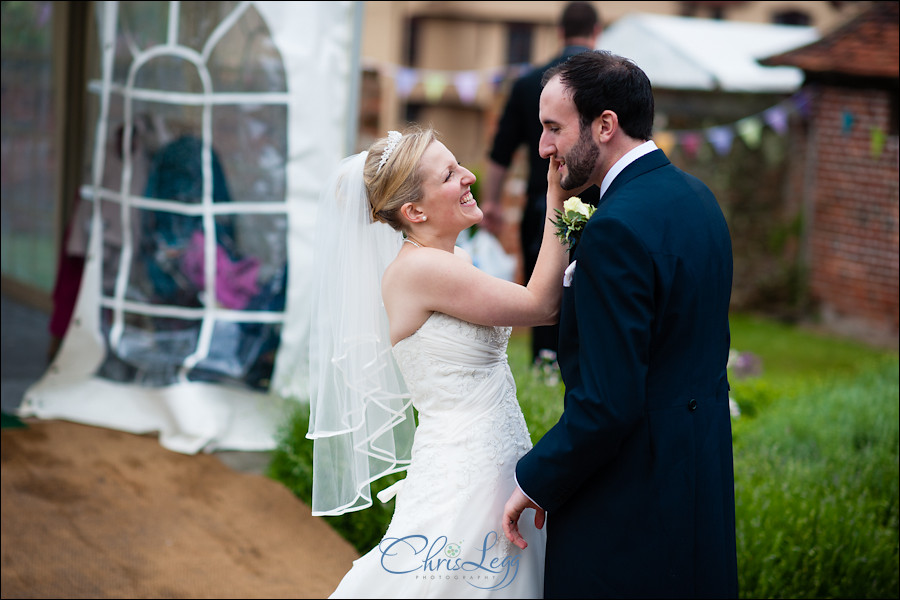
[[547, 156, 592, 210], [546, 157, 566, 212]]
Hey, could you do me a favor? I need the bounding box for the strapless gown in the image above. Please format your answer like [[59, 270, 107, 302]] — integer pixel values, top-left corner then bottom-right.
[[329, 312, 546, 598]]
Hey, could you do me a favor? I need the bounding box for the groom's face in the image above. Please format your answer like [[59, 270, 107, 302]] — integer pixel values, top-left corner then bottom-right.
[[539, 76, 599, 190]]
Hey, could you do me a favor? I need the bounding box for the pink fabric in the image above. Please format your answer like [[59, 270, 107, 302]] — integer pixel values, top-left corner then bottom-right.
[[181, 231, 260, 310]]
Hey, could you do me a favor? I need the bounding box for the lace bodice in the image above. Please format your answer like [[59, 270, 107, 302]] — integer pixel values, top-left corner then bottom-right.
[[393, 312, 512, 414]]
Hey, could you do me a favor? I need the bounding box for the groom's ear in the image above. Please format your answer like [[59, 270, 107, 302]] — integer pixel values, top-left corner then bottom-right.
[[594, 110, 617, 143]]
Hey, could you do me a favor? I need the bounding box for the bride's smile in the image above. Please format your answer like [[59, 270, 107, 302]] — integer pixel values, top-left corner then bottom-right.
[[415, 140, 482, 237]]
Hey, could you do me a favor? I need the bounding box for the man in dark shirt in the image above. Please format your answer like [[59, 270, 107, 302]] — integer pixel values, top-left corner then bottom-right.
[[482, 1, 602, 371]]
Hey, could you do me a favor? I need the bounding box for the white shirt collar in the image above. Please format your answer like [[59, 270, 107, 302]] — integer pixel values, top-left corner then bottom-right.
[[599, 140, 658, 199]]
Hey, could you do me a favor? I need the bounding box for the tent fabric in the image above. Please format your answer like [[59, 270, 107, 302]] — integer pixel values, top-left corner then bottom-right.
[[596, 13, 819, 92], [19, 0, 362, 454]]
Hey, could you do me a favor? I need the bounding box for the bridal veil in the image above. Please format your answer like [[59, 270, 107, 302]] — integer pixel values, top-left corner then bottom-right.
[[306, 151, 415, 516]]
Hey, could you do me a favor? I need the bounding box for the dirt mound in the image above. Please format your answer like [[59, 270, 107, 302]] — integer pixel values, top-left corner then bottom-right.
[[1, 419, 357, 599]]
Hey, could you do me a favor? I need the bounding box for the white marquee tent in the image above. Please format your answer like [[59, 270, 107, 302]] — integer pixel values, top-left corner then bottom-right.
[[20, 0, 363, 454], [597, 13, 819, 92]]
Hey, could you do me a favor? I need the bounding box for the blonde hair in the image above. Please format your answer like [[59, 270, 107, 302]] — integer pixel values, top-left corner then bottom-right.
[[364, 127, 436, 231]]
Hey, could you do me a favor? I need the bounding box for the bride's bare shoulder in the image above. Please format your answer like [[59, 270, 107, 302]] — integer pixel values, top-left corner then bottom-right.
[[454, 244, 473, 264]]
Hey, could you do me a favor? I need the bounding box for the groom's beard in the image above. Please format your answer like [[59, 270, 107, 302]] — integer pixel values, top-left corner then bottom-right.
[[561, 125, 600, 191]]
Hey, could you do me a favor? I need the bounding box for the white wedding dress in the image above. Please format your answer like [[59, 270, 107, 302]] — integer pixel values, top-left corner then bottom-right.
[[330, 312, 546, 599]]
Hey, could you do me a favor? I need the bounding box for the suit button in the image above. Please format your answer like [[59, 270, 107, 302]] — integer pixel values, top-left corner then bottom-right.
[[688, 399, 698, 411]]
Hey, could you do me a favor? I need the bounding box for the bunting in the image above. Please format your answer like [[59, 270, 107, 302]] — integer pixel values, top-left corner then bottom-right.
[[365, 59, 889, 161], [654, 95, 889, 161], [870, 127, 887, 158], [453, 70, 481, 104], [736, 116, 763, 149], [707, 126, 735, 156], [842, 110, 855, 135], [363, 58, 530, 105]]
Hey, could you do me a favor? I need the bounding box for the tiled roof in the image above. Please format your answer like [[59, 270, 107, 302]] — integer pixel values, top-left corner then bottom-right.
[[759, 1, 899, 79]]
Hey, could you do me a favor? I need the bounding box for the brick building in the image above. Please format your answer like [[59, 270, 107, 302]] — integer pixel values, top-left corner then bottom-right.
[[762, 1, 899, 347]]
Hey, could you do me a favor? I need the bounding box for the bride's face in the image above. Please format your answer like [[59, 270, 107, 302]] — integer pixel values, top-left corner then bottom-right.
[[417, 141, 481, 231]]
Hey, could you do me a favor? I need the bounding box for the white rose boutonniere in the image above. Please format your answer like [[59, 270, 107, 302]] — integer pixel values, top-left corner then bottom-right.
[[550, 196, 596, 251]]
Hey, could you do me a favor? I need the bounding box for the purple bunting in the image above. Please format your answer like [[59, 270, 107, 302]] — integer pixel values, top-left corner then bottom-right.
[[763, 106, 789, 135], [791, 89, 812, 118], [453, 71, 480, 104], [395, 67, 418, 99], [707, 126, 735, 155]]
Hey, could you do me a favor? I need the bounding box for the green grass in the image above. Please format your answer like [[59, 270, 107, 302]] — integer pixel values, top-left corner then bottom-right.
[[732, 358, 898, 598], [268, 313, 899, 597], [728, 312, 890, 383]]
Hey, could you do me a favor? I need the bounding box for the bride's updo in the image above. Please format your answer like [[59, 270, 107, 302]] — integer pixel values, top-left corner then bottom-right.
[[364, 128, 436, 231]]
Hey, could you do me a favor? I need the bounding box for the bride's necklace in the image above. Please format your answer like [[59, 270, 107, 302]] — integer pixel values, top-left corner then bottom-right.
[[403, 237, 425, 248]]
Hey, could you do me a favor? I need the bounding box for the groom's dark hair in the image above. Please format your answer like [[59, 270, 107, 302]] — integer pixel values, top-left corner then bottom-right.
[[543, 50, 654, 141]]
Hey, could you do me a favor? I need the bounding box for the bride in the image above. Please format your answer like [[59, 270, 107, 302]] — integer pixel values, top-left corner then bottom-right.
[[308, 127, 578, 598]]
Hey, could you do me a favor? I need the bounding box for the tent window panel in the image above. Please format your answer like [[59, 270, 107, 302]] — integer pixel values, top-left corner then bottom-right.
[[230, 212, 288, 312], [190, 320, 282, 390], [177, 1, 243, 54], [97, 308, 202, 387], [134, 210, 206, 308], [101, 236, 125, 302], [213, 104, 288, 204], [144, 132, 232, 206], [209, 4, 286, 94], [114, 3, 168, 82], [135, 55, 205, 95]]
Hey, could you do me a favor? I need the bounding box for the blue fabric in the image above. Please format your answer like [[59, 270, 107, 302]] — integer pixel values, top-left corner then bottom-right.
[[516, 150, 739, 598]]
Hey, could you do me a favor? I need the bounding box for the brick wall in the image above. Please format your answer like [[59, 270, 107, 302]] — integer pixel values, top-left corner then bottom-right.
[[807, 85, 899, 345]]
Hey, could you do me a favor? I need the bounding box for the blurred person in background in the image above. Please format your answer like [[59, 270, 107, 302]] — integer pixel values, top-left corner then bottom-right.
[[481, 1, 603, 378]]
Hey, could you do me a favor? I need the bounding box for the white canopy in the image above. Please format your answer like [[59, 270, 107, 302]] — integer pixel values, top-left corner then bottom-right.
[[597, 13, 819, 93], [20, 0, 363, 454]]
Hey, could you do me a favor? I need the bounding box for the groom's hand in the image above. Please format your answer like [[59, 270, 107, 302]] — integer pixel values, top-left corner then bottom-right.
[[502, 487, 545, 550]]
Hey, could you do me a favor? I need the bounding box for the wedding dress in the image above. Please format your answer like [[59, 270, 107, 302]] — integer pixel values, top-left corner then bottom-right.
[[330, 311, 546, 599]]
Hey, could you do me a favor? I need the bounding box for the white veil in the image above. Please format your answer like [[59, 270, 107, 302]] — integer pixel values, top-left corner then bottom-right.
[[307, 151, 415, 516]]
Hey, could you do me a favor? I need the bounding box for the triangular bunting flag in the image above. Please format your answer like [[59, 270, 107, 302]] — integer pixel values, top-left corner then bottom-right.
[[841, 110, 854, 135], [423, 72, 449, 102], [791, 89, 812, 118], [395, 67, 418, 98], [680, 132, 703, 158], [763, 106, 789, 135], [870, 127, 887, 158], [453, 70, 480, 104], [736, 117, 763, 149], [707, 126, 735, 156], [654, 131, 676, 155]]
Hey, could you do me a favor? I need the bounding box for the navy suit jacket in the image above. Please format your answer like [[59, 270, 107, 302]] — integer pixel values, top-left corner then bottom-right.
[[516, 150, 739, 598]]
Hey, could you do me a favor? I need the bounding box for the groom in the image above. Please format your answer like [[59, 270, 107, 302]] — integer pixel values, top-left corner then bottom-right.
[[503, 51, 739, 598]]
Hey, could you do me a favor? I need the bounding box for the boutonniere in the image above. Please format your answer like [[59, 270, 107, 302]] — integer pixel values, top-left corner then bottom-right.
[[550, 196, 596, 251]]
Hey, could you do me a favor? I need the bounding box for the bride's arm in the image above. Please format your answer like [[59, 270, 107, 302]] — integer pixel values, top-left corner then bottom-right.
[[387, 158, 572, 329], [522, 155, 570, 320]]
